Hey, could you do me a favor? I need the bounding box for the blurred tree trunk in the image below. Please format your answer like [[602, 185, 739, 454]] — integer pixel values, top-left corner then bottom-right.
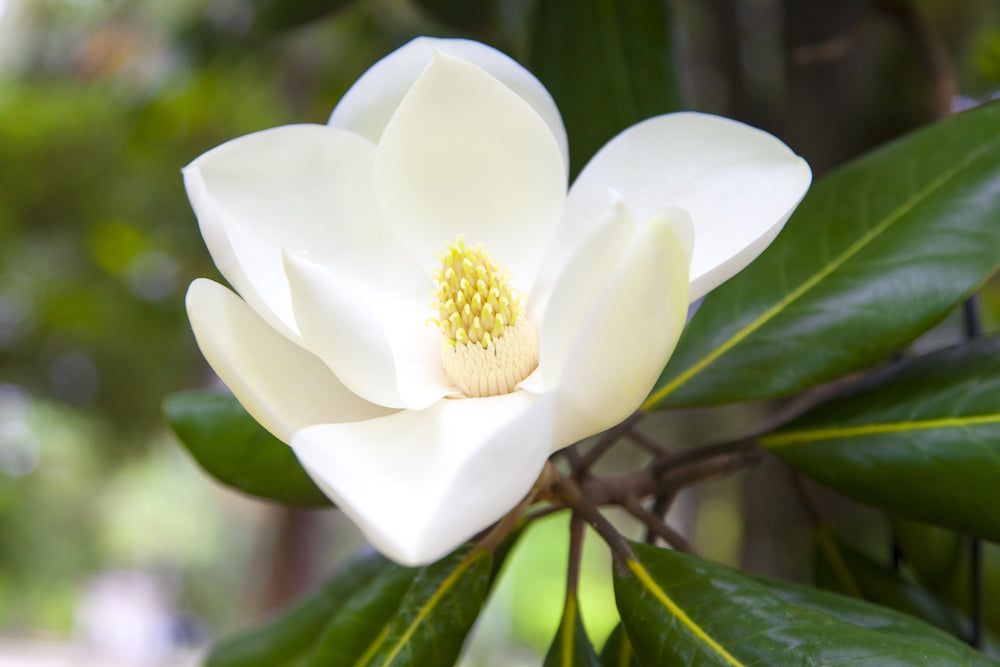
[[255, 507, 321, 614]]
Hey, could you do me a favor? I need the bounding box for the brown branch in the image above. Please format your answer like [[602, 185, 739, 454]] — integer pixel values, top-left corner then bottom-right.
[[623, 495, 693, 553], [626, 425, 673, 456], [549, 472, 633, 565], [644, 492, 676, 545], [579, 437, 766, 507], [574, 410, 645, 476]]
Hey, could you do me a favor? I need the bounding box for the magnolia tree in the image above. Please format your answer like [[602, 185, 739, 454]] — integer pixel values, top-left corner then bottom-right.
[[165, 3, 1000, 665]]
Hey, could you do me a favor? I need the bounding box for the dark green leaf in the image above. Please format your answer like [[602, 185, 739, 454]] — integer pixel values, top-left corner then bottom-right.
[[529, 0, 681, 177], [164, 390, 330, 507], [304, 564, 420, 666], [543, 591, 603, 667], [647, 101, 1000, 409], [757, 572, 995, 665], [206, 553, 392, 667], [364, 546, 493, 667], [614, 542, 995, 666], [814, 527, 973, 640], [761, 336, 1000, 540], [598, 623, 641, 667]]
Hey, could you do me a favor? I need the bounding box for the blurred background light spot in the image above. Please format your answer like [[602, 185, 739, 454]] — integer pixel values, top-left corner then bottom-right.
[[0, 384, 39, 478], [47, 350, 99, 407]]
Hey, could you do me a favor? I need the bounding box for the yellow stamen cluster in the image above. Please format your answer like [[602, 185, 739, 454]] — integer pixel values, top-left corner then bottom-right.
[[428, 235, 538, 398], [429, 236, 525, 349]]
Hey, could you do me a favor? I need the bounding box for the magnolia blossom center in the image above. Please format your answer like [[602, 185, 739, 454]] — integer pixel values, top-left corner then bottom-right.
[[429, 236, 538, 398]]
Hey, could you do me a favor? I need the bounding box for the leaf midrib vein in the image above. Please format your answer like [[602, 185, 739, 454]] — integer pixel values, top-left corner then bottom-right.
[[628, 559, 745, 667], [373, 551, 485, 667], [760, 413, 1000, 447]]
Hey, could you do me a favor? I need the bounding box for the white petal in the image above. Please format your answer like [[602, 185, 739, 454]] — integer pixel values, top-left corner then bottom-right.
[[548, 212, 692, 447], [566, 112, 811, 301], [521, 198, 635, 394], [329, 36, 569, 171], [283, 252, 452, 411], [291, 391, 555, 565], [183, 123, 424, 338], [374, 51, 566, 284], [185, 279, 393, 442]]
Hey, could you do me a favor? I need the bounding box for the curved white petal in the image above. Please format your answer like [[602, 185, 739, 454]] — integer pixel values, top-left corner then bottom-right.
[[291, 391, 555, 566], [566, 112, 811, 301], [548, 212, 692, 448], [374, 51, 566, 284], [283, 252, 452, 411], [185, 279, 393, 442], [521, 199, 635, 394], [183, 123, 424, 339], [329, 36, 569, 171]]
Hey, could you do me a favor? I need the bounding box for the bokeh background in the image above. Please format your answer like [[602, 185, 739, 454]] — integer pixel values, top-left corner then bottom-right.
[[1, 0, 999, 665]]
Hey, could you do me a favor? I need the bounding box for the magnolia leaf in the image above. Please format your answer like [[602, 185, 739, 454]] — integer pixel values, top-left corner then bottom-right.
[[529, 0, 681, 176], [363, 546, 493, 666], [304, 565, 420, 665], [164, 390, 330, 507], [761, 336, 1000, 541], [205, 554, 392, 667], [647, 100, 1000, 409], [598, 623, 641, 667], [814, 527, 976, 641], [543, 591, 603, 667], [309, 526, 526, 666], [758, 572, 995, 665], [614, 542, 995, 665]]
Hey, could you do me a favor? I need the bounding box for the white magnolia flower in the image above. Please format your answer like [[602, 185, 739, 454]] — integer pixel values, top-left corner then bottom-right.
[[183, 37, 810, 566]]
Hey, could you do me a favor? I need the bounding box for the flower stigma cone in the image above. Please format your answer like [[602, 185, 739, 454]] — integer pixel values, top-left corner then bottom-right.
[[430, 235, 538, 398]]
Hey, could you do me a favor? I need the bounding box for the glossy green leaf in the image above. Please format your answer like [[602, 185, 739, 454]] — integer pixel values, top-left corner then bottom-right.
[[614, 542, 995, 665], [304, 564, 420, 666], [761, 336, 1000, 540], [363, 546, 493, 667], [206, 554, 392, 667], [814, 527, 972, 640], [646, 101, 1000, 409], [164, 390, 330, 507], [598, 624, 641, 667], [528, 0, 680, 176], [757, 572, 994, 665], [543, 591, 603, 667]]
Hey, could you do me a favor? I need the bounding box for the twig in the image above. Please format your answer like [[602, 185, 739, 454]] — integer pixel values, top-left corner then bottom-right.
[[567, 513, 585, 596], [623, 495, 693, 553], [971, 536, 983, 648], [561, 444, 583, 469], [644, 493, 676, 545], [579, 438, 766, 507], [550, 472, 633, 565], [626, 426, 673, 456], [575, 411, 645, 476]]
